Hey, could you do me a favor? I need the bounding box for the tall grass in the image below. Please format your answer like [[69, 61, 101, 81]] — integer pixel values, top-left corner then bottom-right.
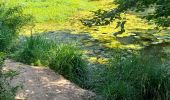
[[99, 50, 170, 100], [14, 34, 87, 86], [14, 35, 57, 66], [49, 44, 87, 86], [76, 49, 169, 100]]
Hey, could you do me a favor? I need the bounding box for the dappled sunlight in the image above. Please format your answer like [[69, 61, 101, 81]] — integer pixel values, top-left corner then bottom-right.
[[48, 79, 70, 87], [4, 60, 95, 100], [1, 0, 170, 99], [16, 0, 170, 51], [87, 56, 109, 65], [92, 0, 117, 10], [123, 13, 156, 30], [104, 41, 142, 49], [8, 0, 97, 22], [83, 12, 159, 49]]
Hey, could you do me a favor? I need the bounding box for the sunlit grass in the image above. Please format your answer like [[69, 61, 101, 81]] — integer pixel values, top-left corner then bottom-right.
[[7, 0, 170, 50], [7, 0, 97, 22]]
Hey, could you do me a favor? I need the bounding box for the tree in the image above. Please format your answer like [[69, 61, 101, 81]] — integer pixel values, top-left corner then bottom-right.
[[82, 0, 170, 27], [115, 0, 170, 27]]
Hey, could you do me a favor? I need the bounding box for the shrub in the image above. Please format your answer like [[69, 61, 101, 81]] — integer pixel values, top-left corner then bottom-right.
[[103, 50, 170, 100], [0, 3, 32, 99], [0, 3, 32, 52]]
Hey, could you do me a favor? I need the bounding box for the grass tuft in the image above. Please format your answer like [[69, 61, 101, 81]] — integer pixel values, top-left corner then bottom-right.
[[13, 34, 87, 87], [14, 35, 57, 66], [49, 44, 87, 86]]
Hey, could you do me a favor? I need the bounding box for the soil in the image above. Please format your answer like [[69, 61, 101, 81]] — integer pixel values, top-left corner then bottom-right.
[[4, 59, 96, 100]]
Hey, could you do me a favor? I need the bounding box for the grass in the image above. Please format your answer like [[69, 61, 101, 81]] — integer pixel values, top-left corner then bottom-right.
[[0, 4, 31, 100], [52, 0, 169, 50], [5, 0, 116, 35], [13, 34, 57, 66], [49, 44, 87, 86], [4, 0, 170, 51], [87, 49, 170, 100], [6, 0, 97, 23], [1, 1, 170, 99], [13, 34, 87, 86], [0, 53, 16, 100], [0, 4, 32, 52], [0, 52, 5, 74]]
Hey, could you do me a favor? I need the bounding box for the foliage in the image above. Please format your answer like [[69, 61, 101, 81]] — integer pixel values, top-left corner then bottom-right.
[[0, 3, 32, 52], [82, 0, 170, 27], [0, 53, 16, 100], [101, 50, 170, 100], [0, 3, 31, 99], [0, 52, 4, 69], [14, 35, 57, 66], [13, 34, 87, 86], [49, 44, 87, 86], [81, 9, 116, 26], [115, 0, 170, 27], [81, 48, 170, 100]]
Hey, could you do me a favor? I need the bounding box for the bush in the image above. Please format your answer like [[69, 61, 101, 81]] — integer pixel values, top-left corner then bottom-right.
[[102, 51, 170, 100], [14, 35, 87, 86], [0, 3, 32, 52], [0, 3, 32, 99]]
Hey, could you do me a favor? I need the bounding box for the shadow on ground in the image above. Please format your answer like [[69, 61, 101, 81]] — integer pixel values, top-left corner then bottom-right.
[[4, 60, 96, 100]]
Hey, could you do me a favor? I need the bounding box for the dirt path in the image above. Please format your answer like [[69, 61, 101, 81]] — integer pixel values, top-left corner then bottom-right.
[[4, 60, 95, 100]]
